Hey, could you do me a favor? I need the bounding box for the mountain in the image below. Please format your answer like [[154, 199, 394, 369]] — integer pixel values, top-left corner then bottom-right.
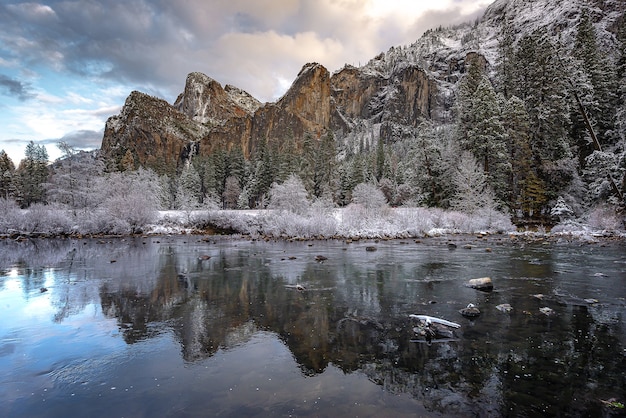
[[99, 0, 625, 215]]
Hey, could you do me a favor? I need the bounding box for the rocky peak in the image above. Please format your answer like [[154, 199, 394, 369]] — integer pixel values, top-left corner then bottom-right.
[[277, 63, 331, 128], [224, 84, 262, 114], [101, 90, 207, 172], [173, 71, 260, 126]]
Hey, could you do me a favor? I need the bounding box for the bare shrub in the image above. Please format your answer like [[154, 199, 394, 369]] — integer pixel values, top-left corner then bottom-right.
[[587, 205, 623, 231], [0, 198, 22, 233]]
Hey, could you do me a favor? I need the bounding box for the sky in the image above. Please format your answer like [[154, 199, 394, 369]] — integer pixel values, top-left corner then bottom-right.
[[0, 0, 489, 163]]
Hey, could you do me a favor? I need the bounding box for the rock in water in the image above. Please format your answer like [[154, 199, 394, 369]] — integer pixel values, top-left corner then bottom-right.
[[459, 303, 481, 318], [539, 307, 555, 316], [496, 303, 513, 313], [466, 277, 493, 292]]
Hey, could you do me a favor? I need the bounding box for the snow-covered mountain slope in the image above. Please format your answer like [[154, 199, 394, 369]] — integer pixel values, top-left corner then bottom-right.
[[362, 0, 624, 80]]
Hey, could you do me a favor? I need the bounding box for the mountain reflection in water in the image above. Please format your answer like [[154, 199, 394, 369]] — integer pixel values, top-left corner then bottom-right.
[[0, 235, 625, 417]]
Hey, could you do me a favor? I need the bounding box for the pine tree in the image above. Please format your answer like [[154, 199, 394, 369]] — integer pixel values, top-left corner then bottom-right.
[[375, 136, 385, 181], [16, 141, 49, 207], [0, 150, 16, 200], [456, 55, 485, 141], [617, 12, 626, 201], [175, 163, 202, 210], [248, 139, 276, 207], [572, 9, 617, 147], [222, 175, 241, 209], [512, 30, 573, 209], [520, 171, 547, 218], [465, 78, 510, 203], [515, 31, 572, 163], [502, 96, 533, 215], [404, 122, 445, 206], [191, 155, 216, 205]]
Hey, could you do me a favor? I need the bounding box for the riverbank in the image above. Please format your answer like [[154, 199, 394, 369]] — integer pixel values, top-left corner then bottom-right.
[[0, 207, 624, 242]]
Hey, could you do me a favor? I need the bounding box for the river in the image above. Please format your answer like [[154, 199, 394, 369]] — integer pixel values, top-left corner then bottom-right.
[[1, 235, 625, 417]]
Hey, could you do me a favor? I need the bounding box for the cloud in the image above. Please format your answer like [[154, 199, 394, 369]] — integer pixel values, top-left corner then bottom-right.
[[0, 74, 34, 100], [56, 129, 103, 149], [0, 0, 489, 103]]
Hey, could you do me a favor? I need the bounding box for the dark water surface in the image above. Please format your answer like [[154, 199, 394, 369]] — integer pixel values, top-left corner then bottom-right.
[[1, 235, 625, 417]]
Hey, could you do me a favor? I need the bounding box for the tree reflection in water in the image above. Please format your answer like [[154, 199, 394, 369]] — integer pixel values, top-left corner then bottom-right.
[[1, 235, 625, 416]]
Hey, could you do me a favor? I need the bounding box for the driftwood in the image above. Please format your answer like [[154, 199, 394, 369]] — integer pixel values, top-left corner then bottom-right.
[[409, 314, 461, 328]]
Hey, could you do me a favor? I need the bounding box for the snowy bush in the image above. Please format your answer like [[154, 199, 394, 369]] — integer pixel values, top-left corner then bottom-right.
[[20, 203, 73, 234], [99, 169, 161, 234], [192, 210, 261, 236], [551, 219, 589, 234], [268, 175, 310, 215], [308, 198, 337, 236], [261, 197, 337, 239], [352, 183, 388, 214], [0, 198, 22, 233], [586, 205, 624, 231], [390, 207, 434, 236], [472, 207, 515, 233]]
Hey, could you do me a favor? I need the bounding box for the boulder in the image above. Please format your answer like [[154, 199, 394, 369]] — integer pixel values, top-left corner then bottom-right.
[[466, 277, 493, 292], [459, 303, 481, 318]]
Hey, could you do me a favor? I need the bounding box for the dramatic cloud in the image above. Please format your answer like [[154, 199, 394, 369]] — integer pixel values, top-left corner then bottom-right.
[[0, 0, 489, 162]]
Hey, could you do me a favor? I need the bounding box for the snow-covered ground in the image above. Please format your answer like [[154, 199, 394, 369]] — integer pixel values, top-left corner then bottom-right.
[[146, 207, 625, 241]]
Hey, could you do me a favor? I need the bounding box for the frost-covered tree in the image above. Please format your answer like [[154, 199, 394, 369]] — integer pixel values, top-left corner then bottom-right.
[[248, 140, 276, 207], [47, 144, 104, 214], [191, 155, 216, 205], [352, 182, 387, 213], [268, 174, 310, 215], [450, 151, 495, 214], [222, 175, 241, 209], [237, 186, 251, 209], [583, 151, 623, 204], [299, 131, 337, 199], [512, 31, 573, 209], [616, 13, 626, 202], [457, 55, 486, 139], [0, 150, 16, 200], [100, 168, 162, 233], [0, 197, 20, 233], [550, 196, 574, 222]]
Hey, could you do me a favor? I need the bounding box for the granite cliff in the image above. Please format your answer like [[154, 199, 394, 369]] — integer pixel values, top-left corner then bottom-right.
[[100, 0, 625, 173]]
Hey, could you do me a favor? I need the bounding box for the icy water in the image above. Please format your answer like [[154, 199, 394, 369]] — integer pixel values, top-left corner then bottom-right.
[[0, 235, 625, 417]]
